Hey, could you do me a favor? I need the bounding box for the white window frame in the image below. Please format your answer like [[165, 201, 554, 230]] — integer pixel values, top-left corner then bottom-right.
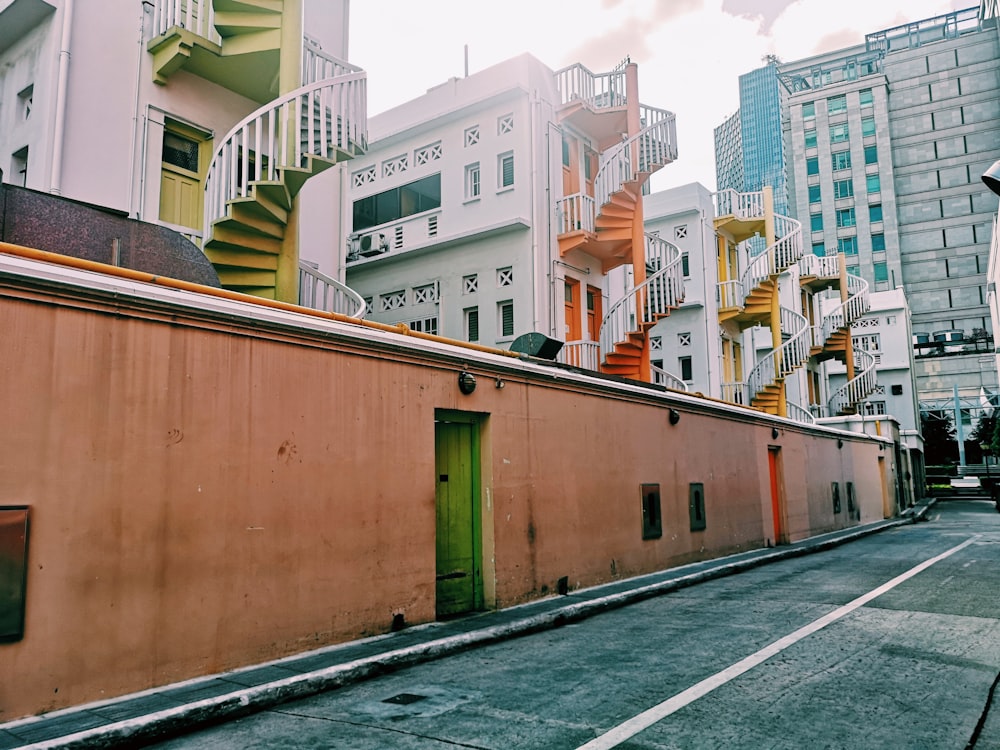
[[464, 162, 481, 201], [498, 151, 514, 191]]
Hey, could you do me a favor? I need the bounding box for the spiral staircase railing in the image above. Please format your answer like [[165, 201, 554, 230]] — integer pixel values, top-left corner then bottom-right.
[[820, 272, 870, 344], [746, 307, 811, 405], [203, 74, 367, 241], [599, 233, 684, 361], [651, 364, 688, 391], [828, 348, 878, 416]]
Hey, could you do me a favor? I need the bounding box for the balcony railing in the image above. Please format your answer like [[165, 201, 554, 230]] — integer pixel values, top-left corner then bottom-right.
[[721, 382, 747, 405], [557, 193, 596, 235], [554, 63, 628, 110], [717, 280, 744, 310], [149, 0, 221, 43], [559, 341, 600, 371], [713, 189, 765, 220], [798, 253, 840, 278]]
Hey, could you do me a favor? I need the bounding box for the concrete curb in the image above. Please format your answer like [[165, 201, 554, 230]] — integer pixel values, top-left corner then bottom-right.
[[12, 514, 926, 749]]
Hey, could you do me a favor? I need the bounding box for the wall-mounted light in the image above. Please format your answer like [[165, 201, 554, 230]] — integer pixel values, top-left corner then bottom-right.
[[838, 438, 844, 449], [771, 427, 780, 439], [458, 371, 477, 395], [669, 409, 681, 425], [495, 377, 505, 389], [982, 158, 1000, 197]]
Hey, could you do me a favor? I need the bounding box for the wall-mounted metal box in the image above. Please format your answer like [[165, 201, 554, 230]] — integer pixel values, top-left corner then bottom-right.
[[640, 484, 662, 539], [1, 507, 30, 642], [689, 483, 706, 531]]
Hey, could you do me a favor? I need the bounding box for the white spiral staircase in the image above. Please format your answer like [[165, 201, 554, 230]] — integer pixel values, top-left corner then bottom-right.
[[599, 233, 685, 378]]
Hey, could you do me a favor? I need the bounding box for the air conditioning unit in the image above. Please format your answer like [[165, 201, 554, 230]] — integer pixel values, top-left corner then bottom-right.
[[357, 231, 388, 257]]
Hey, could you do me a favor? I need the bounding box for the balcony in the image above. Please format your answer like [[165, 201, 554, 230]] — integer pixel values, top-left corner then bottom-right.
[[0, 0, 54, 55], [147, 0, 282, 103]]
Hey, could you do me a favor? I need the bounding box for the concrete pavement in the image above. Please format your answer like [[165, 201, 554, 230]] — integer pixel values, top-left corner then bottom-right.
[[0, 500, 936, 750]]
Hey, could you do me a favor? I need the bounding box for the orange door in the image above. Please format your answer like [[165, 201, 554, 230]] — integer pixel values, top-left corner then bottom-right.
[[565, 280, 581, 341], [586, 285, 602, 341], [768, 446, 785, 545]]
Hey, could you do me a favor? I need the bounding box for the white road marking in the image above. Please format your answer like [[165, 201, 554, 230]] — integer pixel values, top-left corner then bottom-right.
[[576, 536, 979, 750]]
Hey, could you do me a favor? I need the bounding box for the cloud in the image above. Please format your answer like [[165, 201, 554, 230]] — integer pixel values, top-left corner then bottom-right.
[[768, 0, 968, 60], [565, 20, 654, 69]]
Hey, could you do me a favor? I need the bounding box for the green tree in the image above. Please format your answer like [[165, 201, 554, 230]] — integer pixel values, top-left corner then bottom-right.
[[921, 410, 957, 466]]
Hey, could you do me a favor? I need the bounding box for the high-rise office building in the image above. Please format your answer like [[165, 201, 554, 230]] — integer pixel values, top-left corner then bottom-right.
[[717, 4, 1000, 411]]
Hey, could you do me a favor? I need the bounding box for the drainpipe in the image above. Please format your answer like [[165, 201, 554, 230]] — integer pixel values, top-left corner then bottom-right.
[[127, 2, 152, 217], [529, 89, 540, 334], [48, 0, 75, 195]]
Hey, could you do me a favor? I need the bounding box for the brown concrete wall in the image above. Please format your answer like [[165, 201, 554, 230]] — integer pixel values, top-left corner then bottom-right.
[[0, 276, 893, 720]]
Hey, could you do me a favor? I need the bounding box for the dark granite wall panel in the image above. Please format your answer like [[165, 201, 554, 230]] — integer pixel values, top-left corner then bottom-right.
[[0, 184, 220, 287]]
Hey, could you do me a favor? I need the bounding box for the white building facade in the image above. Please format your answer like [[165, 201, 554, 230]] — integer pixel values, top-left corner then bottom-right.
[[0, 0, 364, 305]]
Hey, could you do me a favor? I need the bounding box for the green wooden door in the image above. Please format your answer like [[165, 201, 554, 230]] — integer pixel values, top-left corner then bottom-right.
[[435, 418, 482, 617]]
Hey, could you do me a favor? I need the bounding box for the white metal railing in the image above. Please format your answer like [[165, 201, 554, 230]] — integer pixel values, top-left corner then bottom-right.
[[734, 212, 803, 312], [559, 341, 600, 370], [747, 307, 811, 405], [599, 234, 684, 362], [810, 324, 825, 349], [713, 189, 765, 220], [721, 382, 747, 405], [557, 193, 596, 235], [717, 280, 744, 310], [302, 38, 364, 84], [552, 62, 676, 237], [652, 364, 688, 391], [779, 305, 802, 338], [820, 272, 870, 345], [786, 401, 817, 425], [554, 63, 628, 109], [149, 0, 221, 43], [298, 260, 366, 318], [593, 108, 677, 211], [798, 252, 840, 278], [828, 348, 878, 416], [204, 74, 367, 243]]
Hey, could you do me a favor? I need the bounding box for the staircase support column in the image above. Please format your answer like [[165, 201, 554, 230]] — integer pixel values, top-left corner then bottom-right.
[[274, 0, 303, 304], [763, 187, 786, 416], [625, 61, 652, 383], [838, 252, 855, 383]]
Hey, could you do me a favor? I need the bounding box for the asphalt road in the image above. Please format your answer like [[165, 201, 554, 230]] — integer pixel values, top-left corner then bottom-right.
[[151, 499, 1000, 750]]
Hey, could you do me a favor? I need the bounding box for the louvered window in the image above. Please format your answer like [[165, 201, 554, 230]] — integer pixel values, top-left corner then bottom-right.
[[498, 301, 514, 337]]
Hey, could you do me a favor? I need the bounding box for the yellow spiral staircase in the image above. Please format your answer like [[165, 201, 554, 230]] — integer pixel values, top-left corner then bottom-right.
[[148, 1, 368, 303], [715, 190, 808, 415]]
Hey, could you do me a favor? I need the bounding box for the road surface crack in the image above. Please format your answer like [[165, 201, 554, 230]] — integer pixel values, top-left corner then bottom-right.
[[270, 709, 494, 749]]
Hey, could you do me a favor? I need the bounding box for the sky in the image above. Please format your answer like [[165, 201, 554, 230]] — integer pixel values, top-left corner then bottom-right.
[[348, 0, 972, 193]]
